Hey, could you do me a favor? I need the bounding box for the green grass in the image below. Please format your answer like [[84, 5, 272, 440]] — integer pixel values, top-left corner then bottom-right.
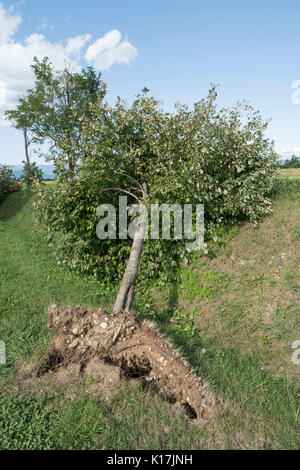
[[0, 394, 57, 450], [0, 190, 115, 377], [146, 175, 300, 382], [0, 190, 214, 450], [0, 186, 300, 449], [135, 297, 300, 449], [155, 326, 300, 449], [0, 386, 213, 450]]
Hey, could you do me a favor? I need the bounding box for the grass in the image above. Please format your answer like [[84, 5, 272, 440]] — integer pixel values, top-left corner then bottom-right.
[[0, 181, 299, 450], [0, 191, 115, 377], [0, 383, 215, 450], [0, 393, 57, 450], [0, 190, 215, 450], [147, 176, 300, 385]]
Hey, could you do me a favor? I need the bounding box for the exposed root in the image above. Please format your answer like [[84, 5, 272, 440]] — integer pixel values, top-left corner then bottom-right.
[[41, 304, 223, 420]]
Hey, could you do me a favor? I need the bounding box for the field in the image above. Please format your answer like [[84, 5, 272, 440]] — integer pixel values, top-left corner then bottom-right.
[[278, 168, 300, 179], [0, 175, 299, 450]]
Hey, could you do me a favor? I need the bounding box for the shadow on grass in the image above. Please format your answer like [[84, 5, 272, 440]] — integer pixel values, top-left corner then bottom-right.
[[0, 190, 31, 221]]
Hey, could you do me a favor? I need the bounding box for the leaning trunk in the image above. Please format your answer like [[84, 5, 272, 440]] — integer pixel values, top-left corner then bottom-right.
[[112, 220, 146, 314], [113, 183, 148, 314]]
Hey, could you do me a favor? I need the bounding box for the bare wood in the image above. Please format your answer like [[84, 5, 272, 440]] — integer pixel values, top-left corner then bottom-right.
[[102, 187, 141, 202], [112, 183, 148, 314], [23, 127, 31, 189]]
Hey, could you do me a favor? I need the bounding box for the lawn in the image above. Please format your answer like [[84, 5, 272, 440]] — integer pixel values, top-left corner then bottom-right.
[[0, 178, 299, 450]]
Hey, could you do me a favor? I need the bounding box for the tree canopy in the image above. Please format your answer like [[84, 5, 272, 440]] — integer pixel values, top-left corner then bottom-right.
[[33, 85, 277, 294], [5, 57, 106, 178]]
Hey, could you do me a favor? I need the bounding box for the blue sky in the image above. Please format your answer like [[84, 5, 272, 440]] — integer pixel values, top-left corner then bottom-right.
[[1, 0, 300, 164]]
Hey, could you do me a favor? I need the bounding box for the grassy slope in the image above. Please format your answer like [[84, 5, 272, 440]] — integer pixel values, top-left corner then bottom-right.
[[0, 180, 299, 450], [0, 191, 216, 450], [152, 178, 300, 385]]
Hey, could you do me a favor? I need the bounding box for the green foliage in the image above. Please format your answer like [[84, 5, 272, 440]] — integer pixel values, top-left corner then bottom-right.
[[5, 57, 106, 176], [28, 57, 106, 174], [0, 394, 57, 450], [33, 86, 276, 284], [0, 164, 20, 202], [20, 161, 43, 186], [5, 97, 36, 134], [5, 96, 40, 180], [170, 306, 199, 337]]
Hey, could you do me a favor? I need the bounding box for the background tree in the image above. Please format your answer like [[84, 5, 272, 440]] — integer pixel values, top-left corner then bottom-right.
[[278, 155, 300, 168], [27, 57, 106, 177], [6, 57, 106, 179], [5, 98, 37, 189], [20, 161, 43, 187]]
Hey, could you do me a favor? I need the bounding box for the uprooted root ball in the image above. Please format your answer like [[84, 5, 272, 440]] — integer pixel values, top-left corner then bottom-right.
[[42, 305, 222, 419]]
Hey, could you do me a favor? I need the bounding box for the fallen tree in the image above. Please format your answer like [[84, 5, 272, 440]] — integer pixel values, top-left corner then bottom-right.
[[36, 86, 277, 417], [34, 85, 277, 285]]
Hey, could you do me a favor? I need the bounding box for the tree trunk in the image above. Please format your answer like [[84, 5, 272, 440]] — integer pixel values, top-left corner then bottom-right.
[[67, 147, 75, 178], [23, 127, 31, 189], [113, 183, 148, 314]]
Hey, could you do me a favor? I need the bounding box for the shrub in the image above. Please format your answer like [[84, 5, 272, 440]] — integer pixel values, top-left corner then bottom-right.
[[0, 165, 20, 202]]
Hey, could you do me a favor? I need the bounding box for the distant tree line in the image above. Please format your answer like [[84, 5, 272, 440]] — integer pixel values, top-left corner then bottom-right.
[[275, 155, 300, 168]]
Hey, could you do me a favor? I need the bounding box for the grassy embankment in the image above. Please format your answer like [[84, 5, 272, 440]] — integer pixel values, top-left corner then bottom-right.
[[0, 170, 299, 450]]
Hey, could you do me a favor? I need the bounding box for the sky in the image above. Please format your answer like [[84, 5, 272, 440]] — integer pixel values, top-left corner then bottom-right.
[[0, 0, 300, 164]]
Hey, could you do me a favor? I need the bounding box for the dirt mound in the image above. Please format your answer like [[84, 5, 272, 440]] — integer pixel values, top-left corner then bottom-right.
[[42, 304, 222, 419]]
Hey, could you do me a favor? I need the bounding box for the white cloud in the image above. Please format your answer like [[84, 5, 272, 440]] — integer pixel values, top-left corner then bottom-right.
[[279, 147, 300, 159], [0, 3, 137, 124], [36, 16, 55, 31], [85, 30, 121, 62], [37, 16, 48, 31], [66, 34, 91, 56], [85, 30, 138, 71], [8, 1, 26, 13], [0, 32, 82, 114], [0, 3, 21, 45]]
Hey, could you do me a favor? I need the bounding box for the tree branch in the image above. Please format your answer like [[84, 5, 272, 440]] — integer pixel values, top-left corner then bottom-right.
[[102, 187, 141, 202]]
